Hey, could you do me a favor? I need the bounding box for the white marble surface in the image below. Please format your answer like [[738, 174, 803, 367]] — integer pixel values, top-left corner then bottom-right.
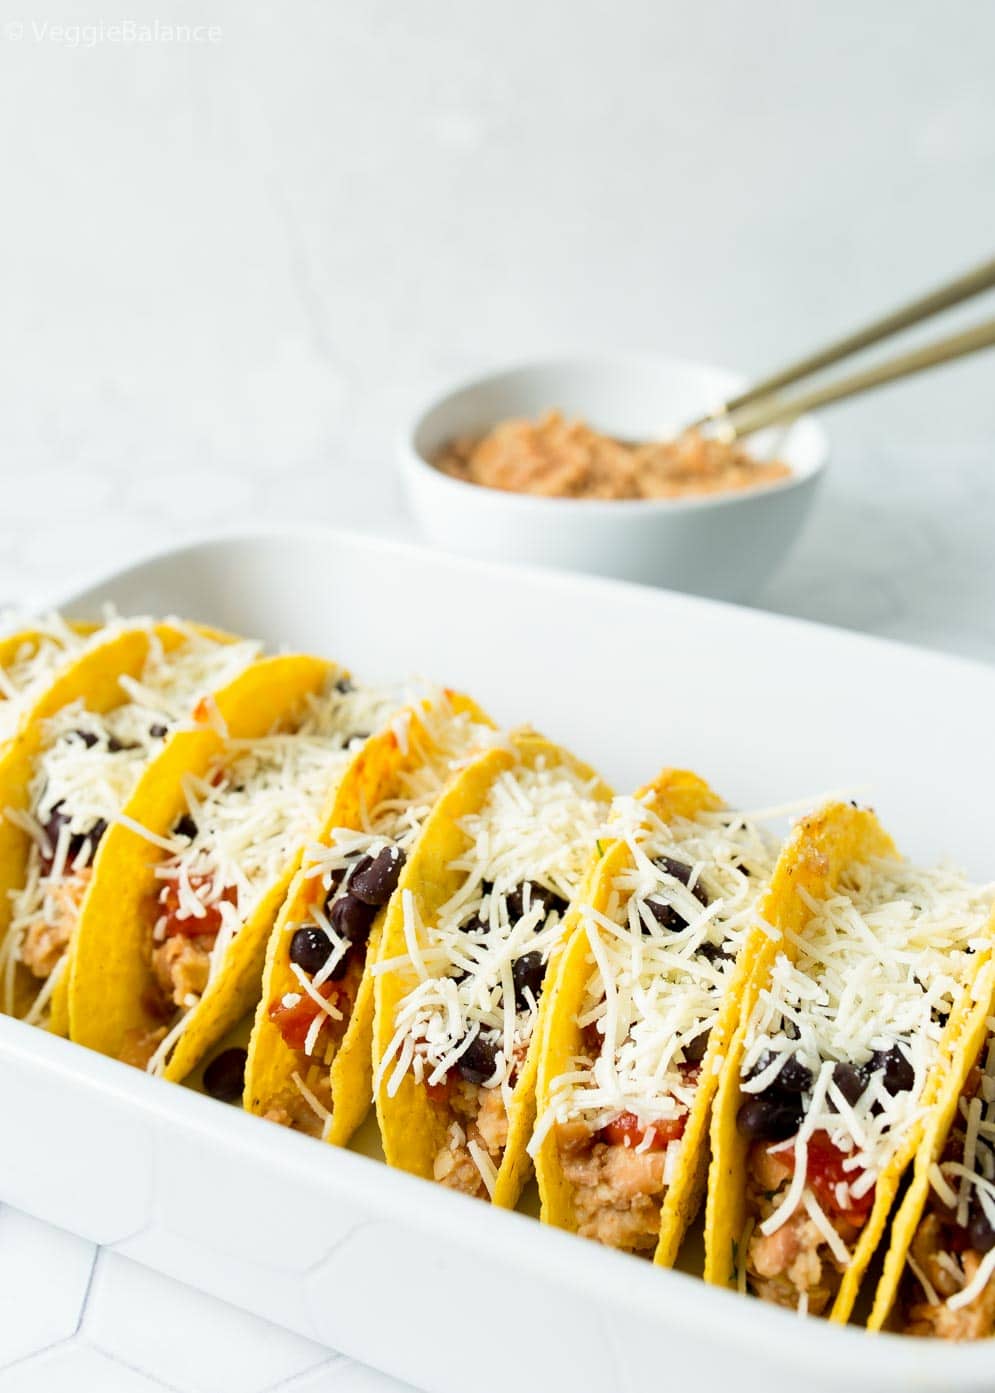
[[3, 436, 995, 664], [0, 1206, 415, 1393], [1, 2, 994, 1388]]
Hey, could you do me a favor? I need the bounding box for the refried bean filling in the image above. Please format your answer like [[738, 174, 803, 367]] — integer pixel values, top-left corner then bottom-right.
[[433, 410, 790, 501]]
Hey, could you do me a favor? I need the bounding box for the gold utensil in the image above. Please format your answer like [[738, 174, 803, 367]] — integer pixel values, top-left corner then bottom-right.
[[689, 254, 995, 440]]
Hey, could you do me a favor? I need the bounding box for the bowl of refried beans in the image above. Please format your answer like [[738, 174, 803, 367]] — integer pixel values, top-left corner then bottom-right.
[[399, 356, 828, 599]]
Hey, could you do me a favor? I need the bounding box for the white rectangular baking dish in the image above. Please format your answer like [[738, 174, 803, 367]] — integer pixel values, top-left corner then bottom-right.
[[2, 528, 994, 1392]]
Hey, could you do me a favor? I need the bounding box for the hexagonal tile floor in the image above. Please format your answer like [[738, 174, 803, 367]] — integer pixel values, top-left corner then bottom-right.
[[0, 1205, 415, 1393]]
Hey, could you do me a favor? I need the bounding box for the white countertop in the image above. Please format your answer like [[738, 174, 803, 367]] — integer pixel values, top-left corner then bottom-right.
[[0, 1208, 410, 1393], [3, 437, 994, 663]]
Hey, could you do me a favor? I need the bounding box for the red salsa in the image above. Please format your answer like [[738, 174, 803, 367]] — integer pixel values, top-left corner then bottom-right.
[[268, 981, 340, 1052], [780, 1130, 875, 1221], [599, 1110, 687, 1151], [158, 875, 237, 941]]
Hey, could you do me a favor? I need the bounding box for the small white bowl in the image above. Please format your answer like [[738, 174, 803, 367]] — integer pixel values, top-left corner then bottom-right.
[[398, 356, 828, 600]]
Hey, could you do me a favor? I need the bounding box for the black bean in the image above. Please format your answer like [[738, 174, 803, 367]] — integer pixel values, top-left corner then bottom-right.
[[330, 892, 377, 945], [831, 1062, 867, 1107], [684, 1029, 710, 1064], [968, 1204, 995, 1255], [745, 1053, 772, 1084], [51, 814, 107, 863], [149, 723, 169, 739], [506, 881, 567, 923], [344, 854, 372, 894], [746, 1050, 811, 1094], [736, 1096, 802, 1141], [173, 813, 198, 841], [45, 800, 103, 864], [775, 1054, 813, 1093], [43, 802, 69, 854], [512, 952, 545, 1009], [644, 896, 689, 934], [69, 729, 98, 749], [332, 946, 355, 980], [349, 845, 405, 907], [456, 1032, 499, 1084], [321, 866, 346, 905], [655, 854, 709, 905], [870, 1044, 915, 1095], [698, 941, 732, 965], [202, 1047, 247, 1103], [289, 926, 333, 976], [84, 818, 108, 853], [107, 735, 138, 753], [457, 881, 495, 936]]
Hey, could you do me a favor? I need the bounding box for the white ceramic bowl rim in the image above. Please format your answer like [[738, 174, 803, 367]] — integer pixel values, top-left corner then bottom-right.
[[404, 354, 829, 517]]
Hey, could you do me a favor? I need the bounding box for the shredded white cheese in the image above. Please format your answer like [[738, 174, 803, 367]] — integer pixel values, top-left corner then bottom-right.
[[906, 1251, 940, 1307], [467, 1138, 498, 1197], [286, 693, 501, 1030], [530, 796, 779, 1156], [912, 1023, 995, 1314], [949, 1245, 995, 1312], [375, 754, 609, 1101], [144, 679, 406, 1074], [0, 630, 258, 1019], [0, 613, 89, 743], [742, 855, 994, 1242]]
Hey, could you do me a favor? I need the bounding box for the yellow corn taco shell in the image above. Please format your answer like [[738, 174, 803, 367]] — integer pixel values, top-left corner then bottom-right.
[[535, 768, 769, 1267], [0, 620, 99, 747], [0, 619, 97, 667], [703, 801, 993, 1325], [33, 623, 249, 1036], [374, 743, 513, 1184], [0, 623, 202, 1026], [0, 619, 236, 755], [244, 691, 493, 1147], [866, 953, 995, 1333], [373, 730, 611, 1208], [69, 654, 336, 1076]]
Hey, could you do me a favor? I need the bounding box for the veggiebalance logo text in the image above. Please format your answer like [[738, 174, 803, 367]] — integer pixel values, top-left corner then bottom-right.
[[3, 19, 223, 46]]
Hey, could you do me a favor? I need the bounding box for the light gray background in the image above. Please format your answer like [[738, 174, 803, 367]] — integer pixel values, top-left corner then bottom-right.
[[0, 5, 993, 1390], [1, 0, 994, 654]]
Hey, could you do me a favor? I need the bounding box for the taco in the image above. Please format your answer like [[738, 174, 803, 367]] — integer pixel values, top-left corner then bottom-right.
[[70, 664, 407, 1083], [704, 801, 995, 1322], [531, 770, 781, 1264], [0, 615, 96, 746], [373, 731, 612, 1205], [867, 956, 995, 1338], [243, 688, 496, 1144], [0, 620, 258, 1031]]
